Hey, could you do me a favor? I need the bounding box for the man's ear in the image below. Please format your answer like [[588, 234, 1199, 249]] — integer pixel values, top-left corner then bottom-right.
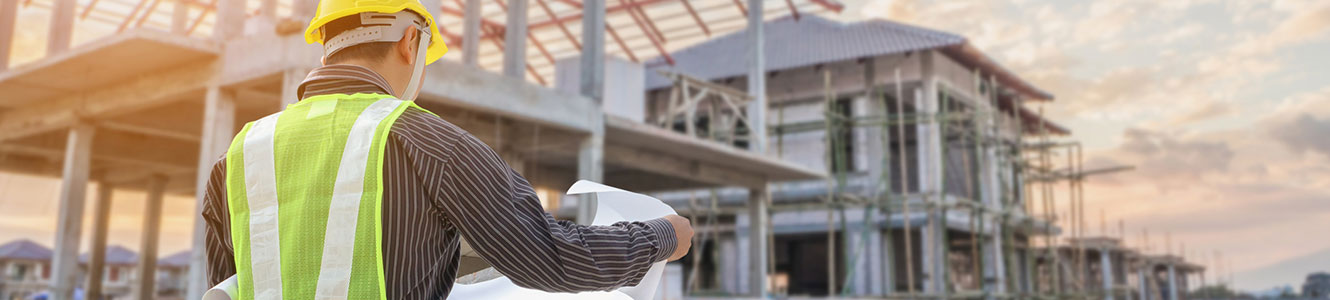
[[396, 27, 418, 65], [320, 55, 327, 66]]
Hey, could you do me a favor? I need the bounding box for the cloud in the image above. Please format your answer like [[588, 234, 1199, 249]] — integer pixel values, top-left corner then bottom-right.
[[1269, 114, 1330, 157], [1168, 101, 1233, 125], [1114, 128, 1234, 184]]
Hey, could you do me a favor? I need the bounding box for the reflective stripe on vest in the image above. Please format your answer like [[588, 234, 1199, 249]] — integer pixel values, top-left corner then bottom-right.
[[242, 112, 285, 300], [225, 94, 413, 300]]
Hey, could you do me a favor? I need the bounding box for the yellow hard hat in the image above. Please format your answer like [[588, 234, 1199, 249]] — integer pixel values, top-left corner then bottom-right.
[[305, 0, 448, 64]]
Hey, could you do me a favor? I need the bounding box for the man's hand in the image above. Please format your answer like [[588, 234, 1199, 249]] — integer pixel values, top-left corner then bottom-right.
[[662, 214, 694, 261]]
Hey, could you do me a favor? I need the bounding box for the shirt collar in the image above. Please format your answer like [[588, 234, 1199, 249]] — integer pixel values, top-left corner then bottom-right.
[[297, 64, 397, 100]]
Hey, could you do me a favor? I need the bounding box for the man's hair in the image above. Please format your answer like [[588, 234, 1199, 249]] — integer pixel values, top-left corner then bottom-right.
[[322, 16, 400, 65]]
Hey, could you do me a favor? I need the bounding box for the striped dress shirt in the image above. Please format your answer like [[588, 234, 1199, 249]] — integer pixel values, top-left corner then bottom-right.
[[202, 64, 677, 299]]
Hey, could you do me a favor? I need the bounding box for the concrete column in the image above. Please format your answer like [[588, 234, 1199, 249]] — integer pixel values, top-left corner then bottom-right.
[[420, 0, 443, 34], [720, 236, 741, 294], [1139, 267, 1150, 300], [502, 0, 529, 79], [574, 130, 603, 225], [1167, 263, 1178, 300], [86, 181, 115, 300], [860, 227, 885, 296], [0, 0, 19, 70], [734, 214, 751, 294], [747, 187, 769, 297], [47, 0, 75, 54], [1102, 248, 1115, 300], [280, 68, 307, 108], [988, 221, 1007, 295], [134, 175, 168, 300], [213, 0, 244, 40], [186, 85, 236, 300], [744, 0, 767, 154], [579, 0, 605, 104], [50, 123, 94, 300], [171, 0, 189, 34], [500, 151, 525, 174], [574, 0, 605, 226], [461, 0, 482, 66], [916, 50, 948, 297], [882, 228, 895, 295], [1023, 248, 1036, 293]]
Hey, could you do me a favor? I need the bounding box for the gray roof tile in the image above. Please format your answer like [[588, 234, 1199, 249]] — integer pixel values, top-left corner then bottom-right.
[[80, 245, 138, 265], [158, 250, 191, 267], [0, 239, 53, 261], [645, 15, 966, 89]]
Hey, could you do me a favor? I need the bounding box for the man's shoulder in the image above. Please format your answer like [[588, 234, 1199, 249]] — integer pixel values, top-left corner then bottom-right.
[[388, 106, 474, 154]]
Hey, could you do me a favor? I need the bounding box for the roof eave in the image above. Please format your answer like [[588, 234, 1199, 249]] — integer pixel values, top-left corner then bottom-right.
[[943, 43, 1054, 101]]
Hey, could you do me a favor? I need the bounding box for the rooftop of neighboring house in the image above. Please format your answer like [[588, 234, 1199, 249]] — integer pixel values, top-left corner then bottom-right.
[[1, 239, 195, 269], [644, 14, 1054, 101], [642, 14, 1068, 135], [158, 250, 191, 268], [78, 245, 138, 266], [0, 239, 53, 261]]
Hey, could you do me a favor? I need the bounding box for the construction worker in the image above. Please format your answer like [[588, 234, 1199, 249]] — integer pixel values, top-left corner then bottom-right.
[[200, 0, 694, 298]]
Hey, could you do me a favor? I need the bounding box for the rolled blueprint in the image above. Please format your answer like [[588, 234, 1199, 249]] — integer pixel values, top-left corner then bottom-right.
[[449, 180, 677, 300], [203, 274, 238, 300]]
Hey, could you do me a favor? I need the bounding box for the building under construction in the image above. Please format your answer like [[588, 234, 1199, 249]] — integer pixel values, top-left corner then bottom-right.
[[0, 0, 1208, 299]]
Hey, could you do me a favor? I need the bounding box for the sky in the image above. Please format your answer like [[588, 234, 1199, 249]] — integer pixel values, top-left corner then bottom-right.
[[2, 0, 1329, 292], [832, 0, 1330, 291]]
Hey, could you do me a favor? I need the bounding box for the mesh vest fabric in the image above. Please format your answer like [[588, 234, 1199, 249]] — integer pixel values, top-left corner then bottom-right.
[[225, 93, 418, 300]]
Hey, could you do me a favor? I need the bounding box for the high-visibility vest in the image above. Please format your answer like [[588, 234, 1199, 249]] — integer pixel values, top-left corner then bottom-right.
[[224, 93, 420, 300]]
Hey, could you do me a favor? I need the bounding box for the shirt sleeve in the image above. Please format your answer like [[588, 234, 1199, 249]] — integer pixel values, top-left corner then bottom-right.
[[201, 157, 238, 286], [421, 128, 677, 293]]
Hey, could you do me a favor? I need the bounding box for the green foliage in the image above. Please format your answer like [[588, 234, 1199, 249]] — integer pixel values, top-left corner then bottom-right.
[[1190, 284, 1253, 299]]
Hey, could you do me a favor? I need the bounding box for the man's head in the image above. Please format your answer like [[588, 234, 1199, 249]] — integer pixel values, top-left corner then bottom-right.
[[319, 12, 428, 99], [304, 0, 448, 100]]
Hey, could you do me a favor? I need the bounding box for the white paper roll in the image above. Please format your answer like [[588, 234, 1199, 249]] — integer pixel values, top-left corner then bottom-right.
[[203, 275, 239, 300]]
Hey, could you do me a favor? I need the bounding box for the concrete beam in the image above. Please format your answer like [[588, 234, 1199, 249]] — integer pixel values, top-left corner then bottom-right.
[[419, 61, 598, 133], [461, 0, 481, 66], [744, 0, 766, 154], [50, 123, 94, 300], [502, 0, 529, 79], [579, 0, 605, 103], [0, 61, 216, 143], [47, 0, 75, 54], [186, 85, 236, 300], [134, 175, 167, 300], [602, 144, 765, 189], [86, 180, 114, 300], [0, 0, 17, 70]]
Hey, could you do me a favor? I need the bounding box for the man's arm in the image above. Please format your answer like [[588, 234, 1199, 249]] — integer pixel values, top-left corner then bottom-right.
[[429, 132, 680, 293], [201, 157, 237, 286]]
